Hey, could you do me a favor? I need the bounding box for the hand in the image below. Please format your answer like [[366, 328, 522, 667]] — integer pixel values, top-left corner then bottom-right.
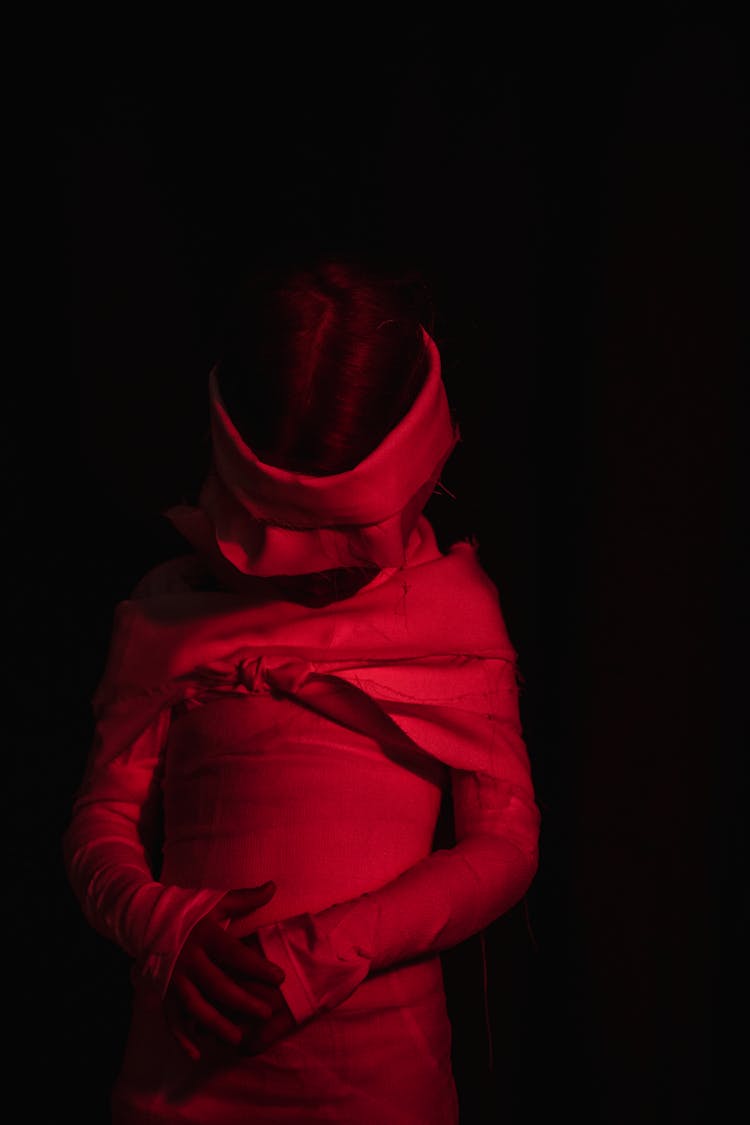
[[237, 933, 298, 1056], [164, 882, 286, 1061]]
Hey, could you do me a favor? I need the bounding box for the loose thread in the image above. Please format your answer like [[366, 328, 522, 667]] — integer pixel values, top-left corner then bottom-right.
[[479, 928, 494, 1073]]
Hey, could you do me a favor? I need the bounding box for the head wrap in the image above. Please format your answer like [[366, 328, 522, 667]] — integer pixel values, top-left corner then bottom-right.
[[163, 328, 459, 582]]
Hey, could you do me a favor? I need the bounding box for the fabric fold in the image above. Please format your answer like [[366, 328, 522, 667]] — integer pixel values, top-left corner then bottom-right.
[[163, 328, 460, 579]]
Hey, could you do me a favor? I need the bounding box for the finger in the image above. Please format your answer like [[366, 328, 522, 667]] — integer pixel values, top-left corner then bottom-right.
[[241, 1007, 295, 1056], [253, 980, 289, 1012], [164, 999, 202, 1062], [176, 977, 245, 1048], [170, 1019, 202, 1062], [191, 948, 275, 1020], [205, 926, 286, 985], [217, 882, 277, 917]]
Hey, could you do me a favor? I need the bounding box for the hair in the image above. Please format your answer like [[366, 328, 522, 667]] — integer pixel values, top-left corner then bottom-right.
[[214, 257, 436, 475]]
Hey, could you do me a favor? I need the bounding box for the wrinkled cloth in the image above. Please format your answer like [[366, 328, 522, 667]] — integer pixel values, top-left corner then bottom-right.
[[163, 327, 460, 580], [64, 517, 540, 1122]]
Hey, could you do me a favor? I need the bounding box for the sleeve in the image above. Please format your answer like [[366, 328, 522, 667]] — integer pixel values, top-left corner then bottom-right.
[[253, 657, 540, 1026], [62, 603, 227, 999]]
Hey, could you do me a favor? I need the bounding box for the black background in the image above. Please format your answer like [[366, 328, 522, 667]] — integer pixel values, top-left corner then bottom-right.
[[18, 9, 746, 1123]]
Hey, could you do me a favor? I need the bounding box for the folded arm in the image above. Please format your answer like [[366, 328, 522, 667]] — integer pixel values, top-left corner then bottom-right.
[[254, 671, 541, 1025], [62, 707, 227, 997]]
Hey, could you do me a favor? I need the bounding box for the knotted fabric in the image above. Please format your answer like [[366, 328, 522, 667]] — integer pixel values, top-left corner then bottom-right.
[[88, 524, 531, 800]]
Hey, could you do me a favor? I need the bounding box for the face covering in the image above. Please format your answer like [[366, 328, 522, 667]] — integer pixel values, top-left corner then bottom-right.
[[162, 328, 460, 585]]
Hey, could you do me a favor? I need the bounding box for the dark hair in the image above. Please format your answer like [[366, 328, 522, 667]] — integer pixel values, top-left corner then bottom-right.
[[214, 257, 436, 475]]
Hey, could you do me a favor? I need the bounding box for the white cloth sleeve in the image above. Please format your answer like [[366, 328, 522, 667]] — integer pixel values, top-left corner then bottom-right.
[[62, 706, 227, 998], [253, 693, 540, 1025]]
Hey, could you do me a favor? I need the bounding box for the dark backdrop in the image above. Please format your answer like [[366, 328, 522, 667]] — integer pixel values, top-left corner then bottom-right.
[[21, 11, 745, 1124]]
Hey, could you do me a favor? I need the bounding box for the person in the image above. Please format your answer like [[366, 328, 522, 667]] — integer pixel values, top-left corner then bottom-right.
[[63, 257, 541, 1123]]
